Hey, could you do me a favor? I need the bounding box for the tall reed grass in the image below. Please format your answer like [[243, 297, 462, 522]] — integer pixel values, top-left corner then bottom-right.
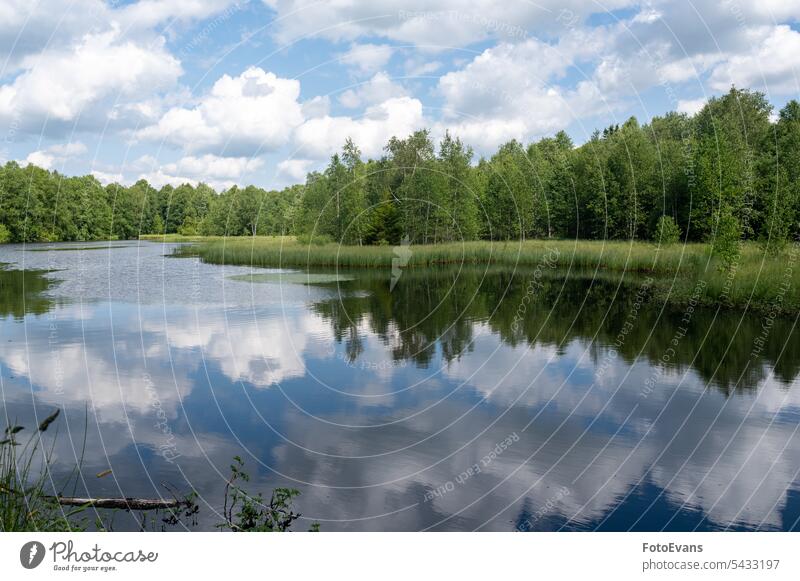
[[0, 410, 84, 531], [171, 236, 800, 313]]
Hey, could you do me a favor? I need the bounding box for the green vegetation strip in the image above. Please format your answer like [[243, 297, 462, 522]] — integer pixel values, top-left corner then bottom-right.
[[228, 272, 354, 284], [175, 237, 800, 314]]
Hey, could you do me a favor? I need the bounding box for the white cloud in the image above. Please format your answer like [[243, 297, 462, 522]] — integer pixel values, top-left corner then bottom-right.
[[0, 0, 247, 137], [10, 0, 800, 188], [338, 72, 408, 109], [277, 158, 314, 181], [163, 154, 264, 179], [405, 58, 443, 77], [92, 170, 124, 185], [677, 98, 707, 116], [135, 153, 264, 190], [0, 26, 181, 130], [24, 150, 55, 169], [294, 96, 425, 159], [709, 25, 800, 94], [263, 0, 636, 46], [301, 95, 331, 118], [0, 0, 241, 71], [49, 142, 88, 157], [117, 0, 244, 30], [594, 3, 800, 99], [136, 169, 201, 189], [339, 43, 393, 74], [135, 67, 304, 155], [24, 141, 87, 169], [0, 0, 107, 71], [653, 53, 723, 85], [436, 38, 602, 150]]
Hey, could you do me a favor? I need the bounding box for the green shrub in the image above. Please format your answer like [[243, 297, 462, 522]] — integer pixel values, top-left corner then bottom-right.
[[711, 207, 742, 270], [654, 215, 681, 245], [0, 224, 10, 244], [178, 217, 199, 237], [218, 456, 318, 532], [295, 233, 335, 246]]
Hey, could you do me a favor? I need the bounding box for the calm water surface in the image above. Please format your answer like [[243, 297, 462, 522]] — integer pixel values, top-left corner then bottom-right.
[[2, 240, 800, 531]]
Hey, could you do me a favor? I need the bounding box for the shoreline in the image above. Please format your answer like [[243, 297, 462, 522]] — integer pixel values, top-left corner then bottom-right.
[[147, 235, 800, 315]]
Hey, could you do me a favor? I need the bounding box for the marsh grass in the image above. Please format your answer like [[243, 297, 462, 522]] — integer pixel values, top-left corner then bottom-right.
[[0, 410, 87, 531], [228, 273, 355, 284], [175, 236, 800, 313], [177, 237, 702, 269]]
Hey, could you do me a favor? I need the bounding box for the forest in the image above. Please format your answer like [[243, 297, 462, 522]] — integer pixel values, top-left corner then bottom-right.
[[1, 87, 799, 255]]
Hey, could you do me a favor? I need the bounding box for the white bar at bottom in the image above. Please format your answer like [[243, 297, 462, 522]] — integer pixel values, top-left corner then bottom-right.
[[0, 532, 794, 580]]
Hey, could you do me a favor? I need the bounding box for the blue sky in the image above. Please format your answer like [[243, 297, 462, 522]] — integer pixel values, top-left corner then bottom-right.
[[1, 0, 799, 190]]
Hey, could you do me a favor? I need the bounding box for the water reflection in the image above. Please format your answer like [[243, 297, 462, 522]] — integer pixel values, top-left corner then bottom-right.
[[0, 242, 798, 531], [0, 263, 55, 318], [315, 267, 800, 394]]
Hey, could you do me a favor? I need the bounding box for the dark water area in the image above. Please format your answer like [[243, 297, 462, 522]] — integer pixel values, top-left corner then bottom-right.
[[1, 240, 799, 531]]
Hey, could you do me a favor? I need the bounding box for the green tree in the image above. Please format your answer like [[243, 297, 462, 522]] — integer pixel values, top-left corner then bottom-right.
[[386, 130, 440, 243], [437, 131, 479, 241], [691, 87, 772, 242], [483, 140, 531, 240]]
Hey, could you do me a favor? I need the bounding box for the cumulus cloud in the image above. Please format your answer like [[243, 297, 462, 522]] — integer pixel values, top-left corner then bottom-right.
[[262, 0, 635, 46], [338, 72, 408, 109], [277, 158, 314, 181], [294, 95, 425, 159], [0, 26, 181, 132], [339, 43, 394, 74], [23, 141, 87, 169], [135, 153, 263, 189], [135, 67, 304, 155], [708, 25, 800, 94], [676, 98, 707, 116], [91, 170, 124, 185], [0, 0, 241, 71], [163, 154, 264, 179], [301, 95, 331, 118], [116, 0, 244, 30], [0, 0, 248, 137], [436, 38, 602, 150], [0, 0, 108, 71], [592, 1, 800, 98], [9, 0, 800, 188]]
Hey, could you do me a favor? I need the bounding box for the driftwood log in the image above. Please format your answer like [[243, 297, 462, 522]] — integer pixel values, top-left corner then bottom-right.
[[53, 496, 185, 510]]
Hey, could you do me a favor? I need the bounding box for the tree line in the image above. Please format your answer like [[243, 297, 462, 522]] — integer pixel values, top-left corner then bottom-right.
[[2, 87, 799, 252]]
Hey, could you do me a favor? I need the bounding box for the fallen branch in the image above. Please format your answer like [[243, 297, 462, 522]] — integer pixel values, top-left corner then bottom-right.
[[53, 496, 187, 510]]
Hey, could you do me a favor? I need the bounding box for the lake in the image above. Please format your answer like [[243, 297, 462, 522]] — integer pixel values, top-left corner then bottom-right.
[[2, 240, 800, 531]]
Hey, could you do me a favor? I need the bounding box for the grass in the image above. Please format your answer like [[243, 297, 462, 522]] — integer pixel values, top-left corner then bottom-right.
[[171, 236, 800, 313], [0, 410, 82, 531], [140, 233, 218, 243], [229, 273, 355, 284], [174, 236, 707, 269]]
